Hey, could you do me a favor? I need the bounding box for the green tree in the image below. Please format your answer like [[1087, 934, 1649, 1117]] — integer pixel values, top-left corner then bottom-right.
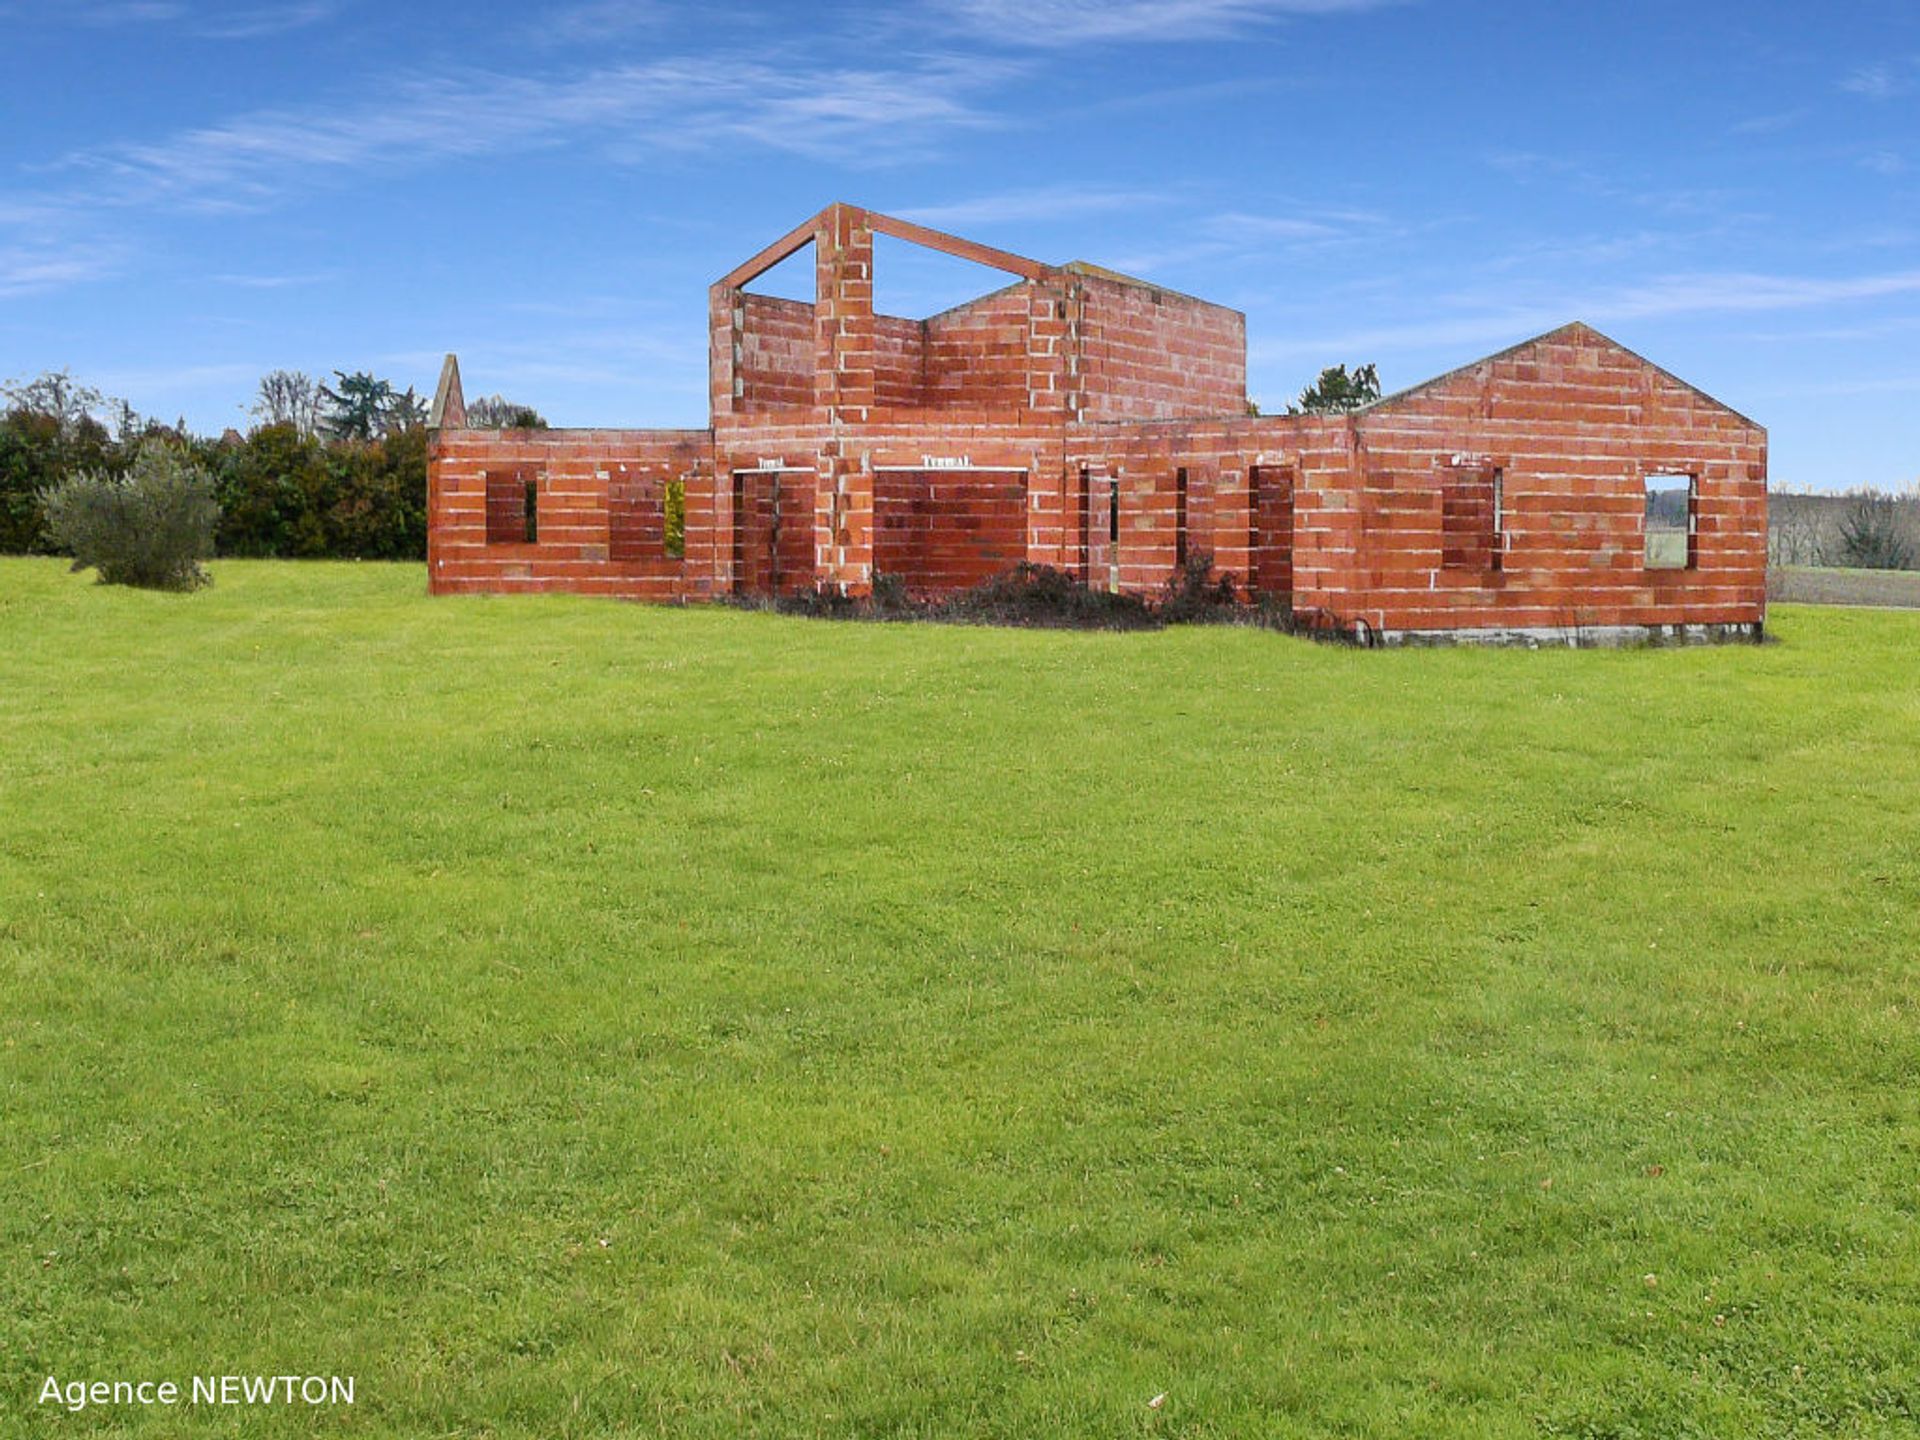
[[0, 372, 125, 553], [1288, 363, 1382, 415], [319, 371, 391, 441], [319, 371, 425, 441]]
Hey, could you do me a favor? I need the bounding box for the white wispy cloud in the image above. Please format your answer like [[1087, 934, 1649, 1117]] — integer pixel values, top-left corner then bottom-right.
[[935, 0, 1400, 45], [207, 270, 338, 288], [2, 1, 341, 36], [27, 54, 1009, 222], [196, 3, 341, 39], [895, 185, 1166, 226], [1728, 108, 1808, 136], [1097, 205, 1389, 275], [0, 243, 126, 297], [1253, 267, 1920, 361], [1841, 58, 1919, 100], [0, 46, 1013, 299], [536, 0, 665, 44], [54, 1, 185, 23]]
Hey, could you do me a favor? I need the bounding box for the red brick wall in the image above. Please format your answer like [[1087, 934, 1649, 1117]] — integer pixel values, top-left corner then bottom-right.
[[874, 468, 1029, 595], [1327, 324, 1768, 634], [433, 325, 1765, 637], [447, 208, 1765, 639], [1065, 415, 1325, 594], [923, 285, 1045, 411], [873, 314, 926, 407], [1073, 272, 1246, 422], [737, 294, 814, 412], [430, 428, 714, 599]]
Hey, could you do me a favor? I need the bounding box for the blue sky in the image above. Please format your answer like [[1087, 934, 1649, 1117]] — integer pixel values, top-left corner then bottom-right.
[[1, 0, 1916, 489]]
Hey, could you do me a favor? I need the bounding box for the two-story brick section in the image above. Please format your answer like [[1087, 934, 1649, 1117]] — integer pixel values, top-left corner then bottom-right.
[[428, 202, 1767, 643]]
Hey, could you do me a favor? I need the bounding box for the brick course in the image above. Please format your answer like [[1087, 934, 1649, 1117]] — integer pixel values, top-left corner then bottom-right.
[[429, 202, 1767, 641]]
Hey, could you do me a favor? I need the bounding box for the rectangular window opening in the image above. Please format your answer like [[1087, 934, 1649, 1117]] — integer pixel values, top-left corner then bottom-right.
[[664, 476, 686, 560], [1249, 465, 1296, 601], [1645, 472, 1695, 570], [485, 468, 533, 546], [1174, 467, 1189, 568], [1491, 469, 1505, 572], [1078, 466, 1092, 579], [522, 479, 539, 545]]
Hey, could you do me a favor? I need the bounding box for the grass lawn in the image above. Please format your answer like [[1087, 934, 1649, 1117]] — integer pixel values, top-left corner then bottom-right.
[[4, 558, 1919, 1437]]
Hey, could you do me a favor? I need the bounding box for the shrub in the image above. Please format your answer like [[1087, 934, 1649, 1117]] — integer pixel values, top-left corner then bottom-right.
[[44, 441, 219, 590], [938, 562, 1160, 629], [1157, 551, 1240, 624], [208, 422, 326, 557]]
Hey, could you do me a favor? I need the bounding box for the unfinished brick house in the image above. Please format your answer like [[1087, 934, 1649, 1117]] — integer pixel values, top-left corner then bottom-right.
[[427, 202, 1767, 643]]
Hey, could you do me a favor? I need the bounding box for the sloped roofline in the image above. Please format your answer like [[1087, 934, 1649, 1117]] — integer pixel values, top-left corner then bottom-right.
[[1359, 320, 1763, 432], [1061, 261, 1237, 314], [715, 204, 1248, 321], [714, 202, 1054, 291]]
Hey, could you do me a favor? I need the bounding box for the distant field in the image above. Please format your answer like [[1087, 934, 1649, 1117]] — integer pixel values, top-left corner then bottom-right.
[[1771, 564, 1920, 609], [1643, 530, 1689, 568], [4, 559, 1919, 1437]]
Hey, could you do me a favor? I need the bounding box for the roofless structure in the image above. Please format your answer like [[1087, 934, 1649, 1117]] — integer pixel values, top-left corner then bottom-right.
[[427, 202, 1767, 643]]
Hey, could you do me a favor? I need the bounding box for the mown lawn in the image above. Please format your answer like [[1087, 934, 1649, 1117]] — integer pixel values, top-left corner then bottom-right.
[[3, 558, 1918, 1438]]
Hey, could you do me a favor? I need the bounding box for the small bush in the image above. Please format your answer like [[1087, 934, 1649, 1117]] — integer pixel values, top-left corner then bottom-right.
[[1157, 551, 1240, 624], [938, 562, 1159, 629], [44, 441, 219, 590]]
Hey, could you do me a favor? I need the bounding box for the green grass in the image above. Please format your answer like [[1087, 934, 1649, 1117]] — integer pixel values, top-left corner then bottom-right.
[[4, 558, 1919, 1437]]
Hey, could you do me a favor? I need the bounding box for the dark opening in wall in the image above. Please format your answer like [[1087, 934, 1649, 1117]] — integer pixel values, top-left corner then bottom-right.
[[1248, 465, 1294, 599], [522, 480, 539, 544], [485, 468, 533, 546], [609, 472, 666, 564], [664, 477, 686, 560], [1645, 472, 1696, 569], [732, 469, 814, 598], [1078, 466, 1092, 578], [1491, 471, 1505, 572], [1174, 467, 1189, 567]]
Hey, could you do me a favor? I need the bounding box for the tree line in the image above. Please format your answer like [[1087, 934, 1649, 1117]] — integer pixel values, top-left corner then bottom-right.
[[0, 368, 545, 561]]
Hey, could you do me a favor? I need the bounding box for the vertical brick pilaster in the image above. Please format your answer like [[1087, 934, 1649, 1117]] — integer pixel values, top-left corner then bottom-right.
[[814, 204, 876, 423], [709, 283, 741, 419]]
